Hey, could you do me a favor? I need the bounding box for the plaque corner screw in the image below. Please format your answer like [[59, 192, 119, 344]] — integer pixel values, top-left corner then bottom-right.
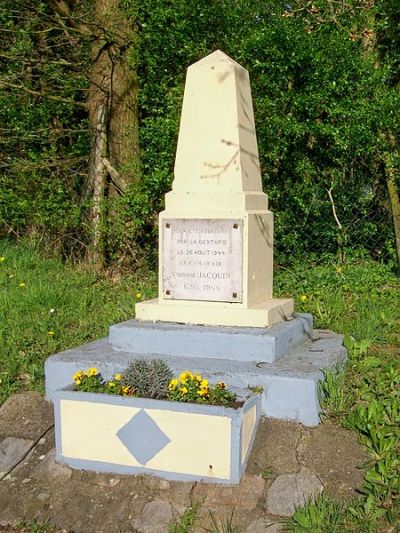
[[166, 222, 171, 228], [233, 223, 238, 229], [232, 292, 237, 298]]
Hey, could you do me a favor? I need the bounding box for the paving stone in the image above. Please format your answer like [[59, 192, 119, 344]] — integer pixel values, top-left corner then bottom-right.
[[0, 392, 53, 440], [0, 437, 34, 477], [246, 517, 284, 532], [132, 499, 173, 533], [265, 472, 323, 516], [166, 481, 194, 512], [247, 418, 302, 476], [193, 474, 265, 510], [141, 475, 171, 491], [32, 448, 72, 481], [300, 421, 366, 500], [36, 492, 51, 502]]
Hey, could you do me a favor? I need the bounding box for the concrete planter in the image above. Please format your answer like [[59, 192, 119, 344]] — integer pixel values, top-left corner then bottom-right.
[[54, 388, 261, 484]]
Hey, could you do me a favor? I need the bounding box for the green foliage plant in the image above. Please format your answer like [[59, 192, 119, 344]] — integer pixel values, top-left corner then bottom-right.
[[205, 510, 237, 533], [122, 359, 173, 399], [169, 503, 200, 533], [71, 364, 238, 407], [287, 494, 345, 531]]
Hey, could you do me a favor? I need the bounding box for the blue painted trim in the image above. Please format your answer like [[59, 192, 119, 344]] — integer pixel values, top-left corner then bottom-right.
[[54, 389, 261, 483], [54, 396, 63, 462], [239, 394, 262, 477], [54, 388, 254, 418], [230, 412, 241, 483], [58, 456, 237, 484]]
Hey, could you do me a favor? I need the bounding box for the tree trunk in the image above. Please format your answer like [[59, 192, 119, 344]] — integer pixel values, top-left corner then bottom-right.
[[383, 151, 400, 271], [48, 0, 139, 264], [88, 0, 138, 187], [87, 104, 107, 265], [87, 0, 139, 263]]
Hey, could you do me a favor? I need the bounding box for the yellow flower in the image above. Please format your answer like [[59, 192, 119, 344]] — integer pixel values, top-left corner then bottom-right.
[[122, 386, 133, 396], [168, 379, 178, 390], [47, 331, 55, 336], [197, 388, 208, 397], [114, 373, 122, 382], [73, 370, 84, 381], [75, 379, 81, 385], [180, 386, 188, 395], [86, 367, 98, 377], [107, 381, 116, 388], [200, 379, 209, 388], [135, 292, 142, 299], [179, 371, 193, 383], [300, 294, 307, 303], [194, 373, 202, 382], [19, 282, 26, 288], [217, 382, 226, 389], [0, 257, 5, 262]]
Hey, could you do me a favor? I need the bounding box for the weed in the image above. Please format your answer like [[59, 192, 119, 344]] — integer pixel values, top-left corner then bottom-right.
[[286, 494, 345, 531], [262, 467, 273, 480], [170, 503, 200, 533], [248, 385, 264, 394], [206, 510, 237, 533]]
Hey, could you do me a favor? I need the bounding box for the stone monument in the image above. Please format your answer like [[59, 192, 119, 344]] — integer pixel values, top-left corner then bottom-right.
[[136, 50, 293, 328], [46, 51, 346, 432]]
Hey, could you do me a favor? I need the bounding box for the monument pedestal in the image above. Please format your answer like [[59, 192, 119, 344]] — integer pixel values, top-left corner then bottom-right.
[[135, 297, 294, 328], [45, 51, 347, 483], [45, 315, 347, 428]]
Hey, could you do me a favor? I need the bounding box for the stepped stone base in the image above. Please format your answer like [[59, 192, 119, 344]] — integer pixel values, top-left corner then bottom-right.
[[135, 297, 294, 328], [109, 314, 313, 363], [45, 314, 346, 427]]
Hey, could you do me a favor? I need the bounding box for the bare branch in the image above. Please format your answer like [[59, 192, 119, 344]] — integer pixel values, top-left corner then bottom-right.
[[327, 187, 343, 230], [102, 157, 127, 194], [0, 81, 88, 109]]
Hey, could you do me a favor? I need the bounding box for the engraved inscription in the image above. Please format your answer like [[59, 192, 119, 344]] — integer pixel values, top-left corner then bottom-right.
[[162, 219, 243, 302]]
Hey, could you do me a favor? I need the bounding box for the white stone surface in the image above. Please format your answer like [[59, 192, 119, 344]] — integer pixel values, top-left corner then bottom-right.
[[173, 50, 262, 194], [136, 50, 295, 326], [162, 218, 243, 302]]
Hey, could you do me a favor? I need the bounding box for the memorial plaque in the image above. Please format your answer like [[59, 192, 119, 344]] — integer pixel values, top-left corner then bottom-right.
[[162, 219, 243, 302]]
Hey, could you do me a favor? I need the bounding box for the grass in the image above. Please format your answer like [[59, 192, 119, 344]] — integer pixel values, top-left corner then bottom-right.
[[0, 239, 156, 404], [277, 256, 400, 531], [0, 241, 399, 531]]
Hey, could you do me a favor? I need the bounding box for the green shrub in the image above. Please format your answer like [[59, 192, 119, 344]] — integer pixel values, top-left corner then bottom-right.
[[122, 359, 173, 399]]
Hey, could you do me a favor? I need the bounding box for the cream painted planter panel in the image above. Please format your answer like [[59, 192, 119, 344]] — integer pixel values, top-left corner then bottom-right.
[[54, 390, 261, 484]]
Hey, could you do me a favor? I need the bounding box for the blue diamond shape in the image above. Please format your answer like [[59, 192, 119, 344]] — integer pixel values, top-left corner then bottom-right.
[[117, 410, 171, 465]]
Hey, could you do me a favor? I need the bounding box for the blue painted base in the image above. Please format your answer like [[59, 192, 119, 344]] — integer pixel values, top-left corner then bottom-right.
[[109, 314, 313, 363], [45, 315, 347, 427]]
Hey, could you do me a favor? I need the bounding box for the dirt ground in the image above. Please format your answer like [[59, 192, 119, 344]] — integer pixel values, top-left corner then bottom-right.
[[0, 392, 367, 532]]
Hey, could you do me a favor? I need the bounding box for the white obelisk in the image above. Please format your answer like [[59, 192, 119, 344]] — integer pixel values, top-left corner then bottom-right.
[[136, 51, 293, 327]]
